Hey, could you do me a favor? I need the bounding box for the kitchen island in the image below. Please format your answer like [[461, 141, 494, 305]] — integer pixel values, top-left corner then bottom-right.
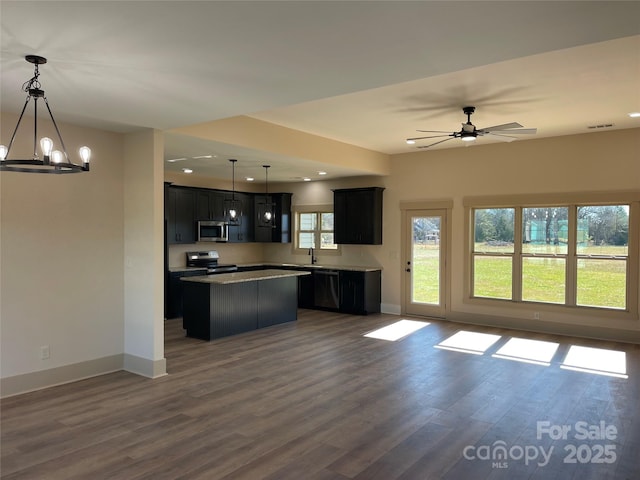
[[181, 269, 311, 340]]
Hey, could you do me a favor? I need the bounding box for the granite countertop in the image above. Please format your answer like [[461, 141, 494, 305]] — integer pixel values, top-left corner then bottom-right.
[[240, 263, 382, 272], [180, 269, 311, 285]]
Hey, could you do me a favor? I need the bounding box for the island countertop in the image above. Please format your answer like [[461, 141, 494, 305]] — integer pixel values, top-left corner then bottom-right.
[[180, 268, 311, 285]]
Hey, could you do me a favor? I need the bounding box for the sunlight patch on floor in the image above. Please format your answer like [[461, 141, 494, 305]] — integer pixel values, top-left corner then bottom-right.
[[561, 345, 628, 378], [435, 330, 501, 355], [492, 337, 560, 366], [364, 319, 430, 341]]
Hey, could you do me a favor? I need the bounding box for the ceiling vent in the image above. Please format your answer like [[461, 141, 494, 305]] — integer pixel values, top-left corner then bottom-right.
[[587, 123, 614, 130]]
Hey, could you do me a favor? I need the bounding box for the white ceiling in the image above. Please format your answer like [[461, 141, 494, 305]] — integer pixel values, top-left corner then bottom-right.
[[2, 1, 639, 182]]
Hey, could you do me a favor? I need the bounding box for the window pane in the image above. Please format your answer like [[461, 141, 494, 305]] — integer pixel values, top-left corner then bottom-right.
[[522, 207, 568, 254], [473, 256, 512, 299], [299, 213, 316, 230], [577, 259, 626, 309], [321, 213, 334, 230], [321, 233, 338, 250], [474, 208, 515, 253], [298, 232, 315, 249], [577, 205, 629, 256], [522, 257, 566, 304]]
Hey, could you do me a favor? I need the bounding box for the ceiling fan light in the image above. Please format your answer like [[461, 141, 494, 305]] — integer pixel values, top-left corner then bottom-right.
[[461, 133, 476, 142], [406, 139, 415, 145]]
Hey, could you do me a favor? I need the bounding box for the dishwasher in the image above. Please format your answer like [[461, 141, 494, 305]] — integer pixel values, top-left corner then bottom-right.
[[313, 269, 340, 309]]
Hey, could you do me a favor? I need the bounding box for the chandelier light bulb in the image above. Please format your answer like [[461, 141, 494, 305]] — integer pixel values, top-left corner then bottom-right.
[[40, 137, 54, 157], [264, 211, 273, 222], [79, 146, 91, 164], [51, 150, 64, 164], [229, 209, 237, 219]]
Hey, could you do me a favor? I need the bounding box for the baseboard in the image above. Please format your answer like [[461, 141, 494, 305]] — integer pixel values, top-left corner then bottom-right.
[[0, 354, 124, 398], [124, 354, 167, 379], [446, 311, 640, 344], [381, 303, 401, 315]]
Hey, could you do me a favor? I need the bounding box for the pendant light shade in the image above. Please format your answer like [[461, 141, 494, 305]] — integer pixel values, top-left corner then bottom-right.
[[0, 55, 91, 174], [224, 158, 242, 225], [257, 165, 276, 228]]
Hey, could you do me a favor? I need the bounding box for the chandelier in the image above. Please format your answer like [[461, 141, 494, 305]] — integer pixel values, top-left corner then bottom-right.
[[224, 158, 242, 225], [257, 165, 275, 228], [0, 55, 91, 174]]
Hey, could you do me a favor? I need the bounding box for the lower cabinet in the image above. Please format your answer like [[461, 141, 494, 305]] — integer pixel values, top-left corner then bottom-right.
[[339, 270, 381, 315], [166, 269, 207, 319]]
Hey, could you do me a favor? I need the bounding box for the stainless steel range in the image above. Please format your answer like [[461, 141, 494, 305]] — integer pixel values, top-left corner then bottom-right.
[[185, 250, 238, 274]]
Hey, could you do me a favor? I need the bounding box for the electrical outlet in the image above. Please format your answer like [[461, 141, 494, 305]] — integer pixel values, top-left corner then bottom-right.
[[40, 345, 50, 360], [533, 312, 540, 320]]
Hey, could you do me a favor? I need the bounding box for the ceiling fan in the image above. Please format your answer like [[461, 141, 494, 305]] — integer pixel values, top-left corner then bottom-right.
[[406, 106, 537, 148]]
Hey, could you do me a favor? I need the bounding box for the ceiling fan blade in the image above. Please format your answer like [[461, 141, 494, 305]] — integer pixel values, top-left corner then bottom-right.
[[407, 134, 453, 142], [417, 137, 455, 149], [416, 129, 455, 133], [479, 122, 523, 132], [503, 128, 537, 135], [485, 133, 518, 142]]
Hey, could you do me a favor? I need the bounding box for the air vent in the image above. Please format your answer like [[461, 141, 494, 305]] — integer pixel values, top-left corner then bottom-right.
[[587, 123, 614, 130]]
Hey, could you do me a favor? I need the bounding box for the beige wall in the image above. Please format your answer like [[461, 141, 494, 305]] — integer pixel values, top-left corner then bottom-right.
[[1, 113, 126, 392], [267, 128, 640, 342]]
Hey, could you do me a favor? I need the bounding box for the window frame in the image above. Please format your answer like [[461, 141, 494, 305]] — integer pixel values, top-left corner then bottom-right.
[[463, 192, 639, 319], [293, 204, 341, 256]]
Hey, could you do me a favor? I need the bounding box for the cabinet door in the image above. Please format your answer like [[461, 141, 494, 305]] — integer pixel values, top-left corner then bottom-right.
[[167, 187, 196, 244], [339, 270, 381, 315], [334, 188, 383, 245], [228, 192, 255, 242], [196, 190, 226, 221]]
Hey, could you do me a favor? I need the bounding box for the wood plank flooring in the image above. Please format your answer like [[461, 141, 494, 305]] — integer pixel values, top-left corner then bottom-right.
[[2, 310, 639, 479]]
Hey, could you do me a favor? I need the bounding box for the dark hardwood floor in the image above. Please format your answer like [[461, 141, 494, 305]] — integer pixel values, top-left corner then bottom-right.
[[2, 310, 639, 479]]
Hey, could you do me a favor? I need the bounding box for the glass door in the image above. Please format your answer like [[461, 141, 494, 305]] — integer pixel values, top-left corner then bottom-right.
[[404, 209, 447, 318]]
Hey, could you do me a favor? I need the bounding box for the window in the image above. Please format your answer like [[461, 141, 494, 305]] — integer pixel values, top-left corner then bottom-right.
[[467, 195, 637, 313], [295, 208, 338, 252]]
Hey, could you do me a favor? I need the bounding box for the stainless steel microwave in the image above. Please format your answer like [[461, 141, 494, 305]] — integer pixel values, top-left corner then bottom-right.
[[197, 221, 229, 242]]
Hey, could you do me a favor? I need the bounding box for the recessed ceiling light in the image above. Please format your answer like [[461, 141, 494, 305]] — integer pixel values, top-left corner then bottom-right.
[[245, 177, 254, 182], [318, 171, 327, 176], [182, 168, 193, 174], [167, 157, 187, 163], [192, 155, 212, 159], [629, 112, 640, 118], [303, 177, 311, 182]]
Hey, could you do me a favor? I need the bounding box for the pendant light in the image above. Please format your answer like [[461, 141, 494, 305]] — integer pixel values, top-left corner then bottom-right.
[[258, 165, 276, 228], [0, 55, 91, 174], [224, 159, 242, 225]]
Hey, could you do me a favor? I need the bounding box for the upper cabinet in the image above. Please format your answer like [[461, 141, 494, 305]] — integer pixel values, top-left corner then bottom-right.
[[166, 185, 196, 244], [334, 187, 384, 245], [254, 193, 292, 243], [165, 185, 291, 244], [195, 189, 226, 221], [228, 192, 255, 243]]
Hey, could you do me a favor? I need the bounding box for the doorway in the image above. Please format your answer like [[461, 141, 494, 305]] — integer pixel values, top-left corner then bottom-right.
[[403, 209, 448, 318]]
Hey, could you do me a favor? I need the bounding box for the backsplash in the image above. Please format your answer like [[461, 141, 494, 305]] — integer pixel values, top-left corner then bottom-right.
[[168, 242, 266, 268]]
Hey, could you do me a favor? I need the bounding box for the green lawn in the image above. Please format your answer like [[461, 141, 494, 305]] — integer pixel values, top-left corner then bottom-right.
[[412, 244, 627, 309]]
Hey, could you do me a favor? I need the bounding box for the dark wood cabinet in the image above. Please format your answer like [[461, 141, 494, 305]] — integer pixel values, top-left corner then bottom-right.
[[166, 269, 207, 319], [195, 189, 225, 221], [228, 192, 255, 242], [254, 193, 292, 243], [166, 186, 196, 244], [334, 187, 384, 245], [339, 270, 381, 315]]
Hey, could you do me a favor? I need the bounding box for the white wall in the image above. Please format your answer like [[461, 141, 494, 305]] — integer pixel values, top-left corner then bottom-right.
[[0, 113, 126, 395]]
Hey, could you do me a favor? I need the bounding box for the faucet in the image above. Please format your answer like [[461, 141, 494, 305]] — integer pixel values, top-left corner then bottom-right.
[[308, 247, 317, 264]]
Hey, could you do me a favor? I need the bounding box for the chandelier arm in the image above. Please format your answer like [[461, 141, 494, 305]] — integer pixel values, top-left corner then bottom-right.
[[3, 96, 33, 160], [43, 96, 71, 163]]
